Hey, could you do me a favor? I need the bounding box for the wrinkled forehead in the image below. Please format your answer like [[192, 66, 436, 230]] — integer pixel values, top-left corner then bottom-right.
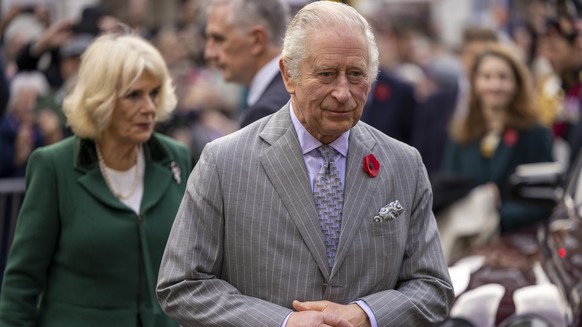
[[304, 28, 369, 62]]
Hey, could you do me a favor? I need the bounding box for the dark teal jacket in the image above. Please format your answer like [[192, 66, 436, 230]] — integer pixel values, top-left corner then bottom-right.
[[442, 124, 554, 232], [0, 133, 191, 327]]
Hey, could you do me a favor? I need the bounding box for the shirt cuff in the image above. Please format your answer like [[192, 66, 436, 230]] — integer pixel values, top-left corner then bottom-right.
[[282, 302, 377, 327], [355, 299, 378, 327], [281, 312, 292, 327]]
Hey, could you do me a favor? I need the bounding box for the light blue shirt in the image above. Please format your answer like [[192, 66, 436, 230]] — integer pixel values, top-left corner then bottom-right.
[[281, 104, 378, 327], [289, 103, 349, 190]]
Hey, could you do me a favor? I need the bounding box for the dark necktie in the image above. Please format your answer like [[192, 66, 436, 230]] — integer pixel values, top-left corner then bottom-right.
[[313, 145, 343, 270]]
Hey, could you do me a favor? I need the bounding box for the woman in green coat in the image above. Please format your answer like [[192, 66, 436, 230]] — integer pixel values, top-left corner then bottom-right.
[[0, 32, 191, 326], [442, 44, 554, 233]]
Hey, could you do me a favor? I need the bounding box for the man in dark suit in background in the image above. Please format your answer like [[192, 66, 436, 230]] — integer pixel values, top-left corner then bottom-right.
[[204, 0, 291, 128], [354, 4, 418, 145], [360, 70, 417, 144], [0, 57, 8, 119]]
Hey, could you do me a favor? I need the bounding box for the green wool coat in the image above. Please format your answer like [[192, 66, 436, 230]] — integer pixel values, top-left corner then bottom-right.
[[442, 123, 554, 232], [0, 133, 191, 327]]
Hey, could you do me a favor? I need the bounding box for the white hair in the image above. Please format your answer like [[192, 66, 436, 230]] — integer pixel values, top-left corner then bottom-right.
[[281, 1, 379, 82], [3, 14, 44, 44], [8, 72, 49, 111], [207, 0, 290, 46]]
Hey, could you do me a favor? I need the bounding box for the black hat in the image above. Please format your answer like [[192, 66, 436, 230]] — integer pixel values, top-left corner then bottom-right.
[[71, 5, 111, 36]]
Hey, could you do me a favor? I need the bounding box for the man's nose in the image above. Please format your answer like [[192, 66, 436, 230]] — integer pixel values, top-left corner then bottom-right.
[[204, 40, 216, 63], [332, 74, 351, 103]]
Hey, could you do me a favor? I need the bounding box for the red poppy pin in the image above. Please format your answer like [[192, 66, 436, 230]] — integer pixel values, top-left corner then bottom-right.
[[503, 128, 518, 147], [363, 154, 380, 177], [374, 83, 391, 102]]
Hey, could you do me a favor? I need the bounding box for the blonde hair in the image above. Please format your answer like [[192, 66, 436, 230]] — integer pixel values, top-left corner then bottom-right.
[[63, 33, 177, 139]]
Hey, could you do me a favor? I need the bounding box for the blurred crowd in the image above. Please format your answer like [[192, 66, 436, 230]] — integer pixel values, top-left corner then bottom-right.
[[0, 0, 242, 174], [2, 0, 582, 261]]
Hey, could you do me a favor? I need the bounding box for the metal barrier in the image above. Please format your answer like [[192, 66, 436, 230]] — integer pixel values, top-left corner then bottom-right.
[[0, 178, 26, 288]]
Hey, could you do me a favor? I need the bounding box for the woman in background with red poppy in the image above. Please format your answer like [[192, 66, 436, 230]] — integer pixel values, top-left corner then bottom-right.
[[442, 43, 554, 233]]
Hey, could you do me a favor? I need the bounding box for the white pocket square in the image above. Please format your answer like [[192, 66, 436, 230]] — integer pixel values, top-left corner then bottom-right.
[[373, 200, 404, 222]]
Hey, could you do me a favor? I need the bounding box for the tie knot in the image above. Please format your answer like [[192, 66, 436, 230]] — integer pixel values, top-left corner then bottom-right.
[[318, 145, 336, 163]]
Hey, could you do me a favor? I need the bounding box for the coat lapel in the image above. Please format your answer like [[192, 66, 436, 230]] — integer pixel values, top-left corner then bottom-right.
[[140, 136, 175, 213], [332, 123, 378, 277], [75, 138, 128, 211], [259, 106, 330, 278], [78, 167, 127, 210], [141, 161, 172, 213], [74, 135, 174, 214]]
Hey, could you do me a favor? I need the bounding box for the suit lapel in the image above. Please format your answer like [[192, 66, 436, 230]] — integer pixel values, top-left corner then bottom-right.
[[259, 106, 330, 278], [332, 123, 378, 277]]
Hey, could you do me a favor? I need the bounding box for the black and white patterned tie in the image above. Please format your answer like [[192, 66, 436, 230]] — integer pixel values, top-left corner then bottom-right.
[[313, 145, 343, 270]]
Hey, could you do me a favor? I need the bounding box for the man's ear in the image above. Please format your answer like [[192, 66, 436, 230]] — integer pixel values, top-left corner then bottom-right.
[[249, 25, 268, 56], [279, 58, 295, 94]]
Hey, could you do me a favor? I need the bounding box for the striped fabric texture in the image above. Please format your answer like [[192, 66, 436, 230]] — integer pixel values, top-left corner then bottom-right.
[[157, 105, 454, 327]]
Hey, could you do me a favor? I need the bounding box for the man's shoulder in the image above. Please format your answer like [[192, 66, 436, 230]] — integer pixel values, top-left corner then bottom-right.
[[152, 133, 188, 151], [376, 70, 415, 92], [254, 75, 289, 108], [208, 117, 268, 150], [242, 74, 289, 127], [264, 73, 288, 94], [355, 121, 423, 173], [356, 121, 416, 152], [211, 107, 291, 153]]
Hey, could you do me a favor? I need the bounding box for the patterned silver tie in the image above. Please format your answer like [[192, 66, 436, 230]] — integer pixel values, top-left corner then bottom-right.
[[313, 145, 343, 270]]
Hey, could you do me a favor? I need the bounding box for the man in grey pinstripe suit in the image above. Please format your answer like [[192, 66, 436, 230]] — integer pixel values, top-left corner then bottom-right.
[[157, 2, 454, 326]]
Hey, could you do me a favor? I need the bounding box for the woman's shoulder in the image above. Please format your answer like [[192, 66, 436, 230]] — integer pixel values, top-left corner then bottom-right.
[[518, 123, 552, 139], [152, 133, 188, 151], [32, 135, 77, 158], [150, 133, 191, 163], [527, 122, 551, 132], [25, 137, 78, 175]]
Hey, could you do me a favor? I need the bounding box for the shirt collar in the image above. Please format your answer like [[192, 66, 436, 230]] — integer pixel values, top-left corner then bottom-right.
[[247, 56, 282, 106], [289, 103, 349, 157]]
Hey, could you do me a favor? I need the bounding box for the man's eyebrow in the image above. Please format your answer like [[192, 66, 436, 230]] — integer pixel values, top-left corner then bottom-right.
[[313, 63, 338, 70]]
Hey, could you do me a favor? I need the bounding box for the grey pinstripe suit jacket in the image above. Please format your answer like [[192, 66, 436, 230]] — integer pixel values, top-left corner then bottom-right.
[[157, 104, 454, 327]]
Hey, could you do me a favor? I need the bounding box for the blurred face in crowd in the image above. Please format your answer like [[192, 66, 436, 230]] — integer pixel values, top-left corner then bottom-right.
[[473, 54, 516, 111], [204, 3, 255, 85], [104, 71, 160, 146], [12, 88, 38, 125], [544, 34, 575, 75], [59, 56, 82, 80], [282, 28, 372, 144]]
